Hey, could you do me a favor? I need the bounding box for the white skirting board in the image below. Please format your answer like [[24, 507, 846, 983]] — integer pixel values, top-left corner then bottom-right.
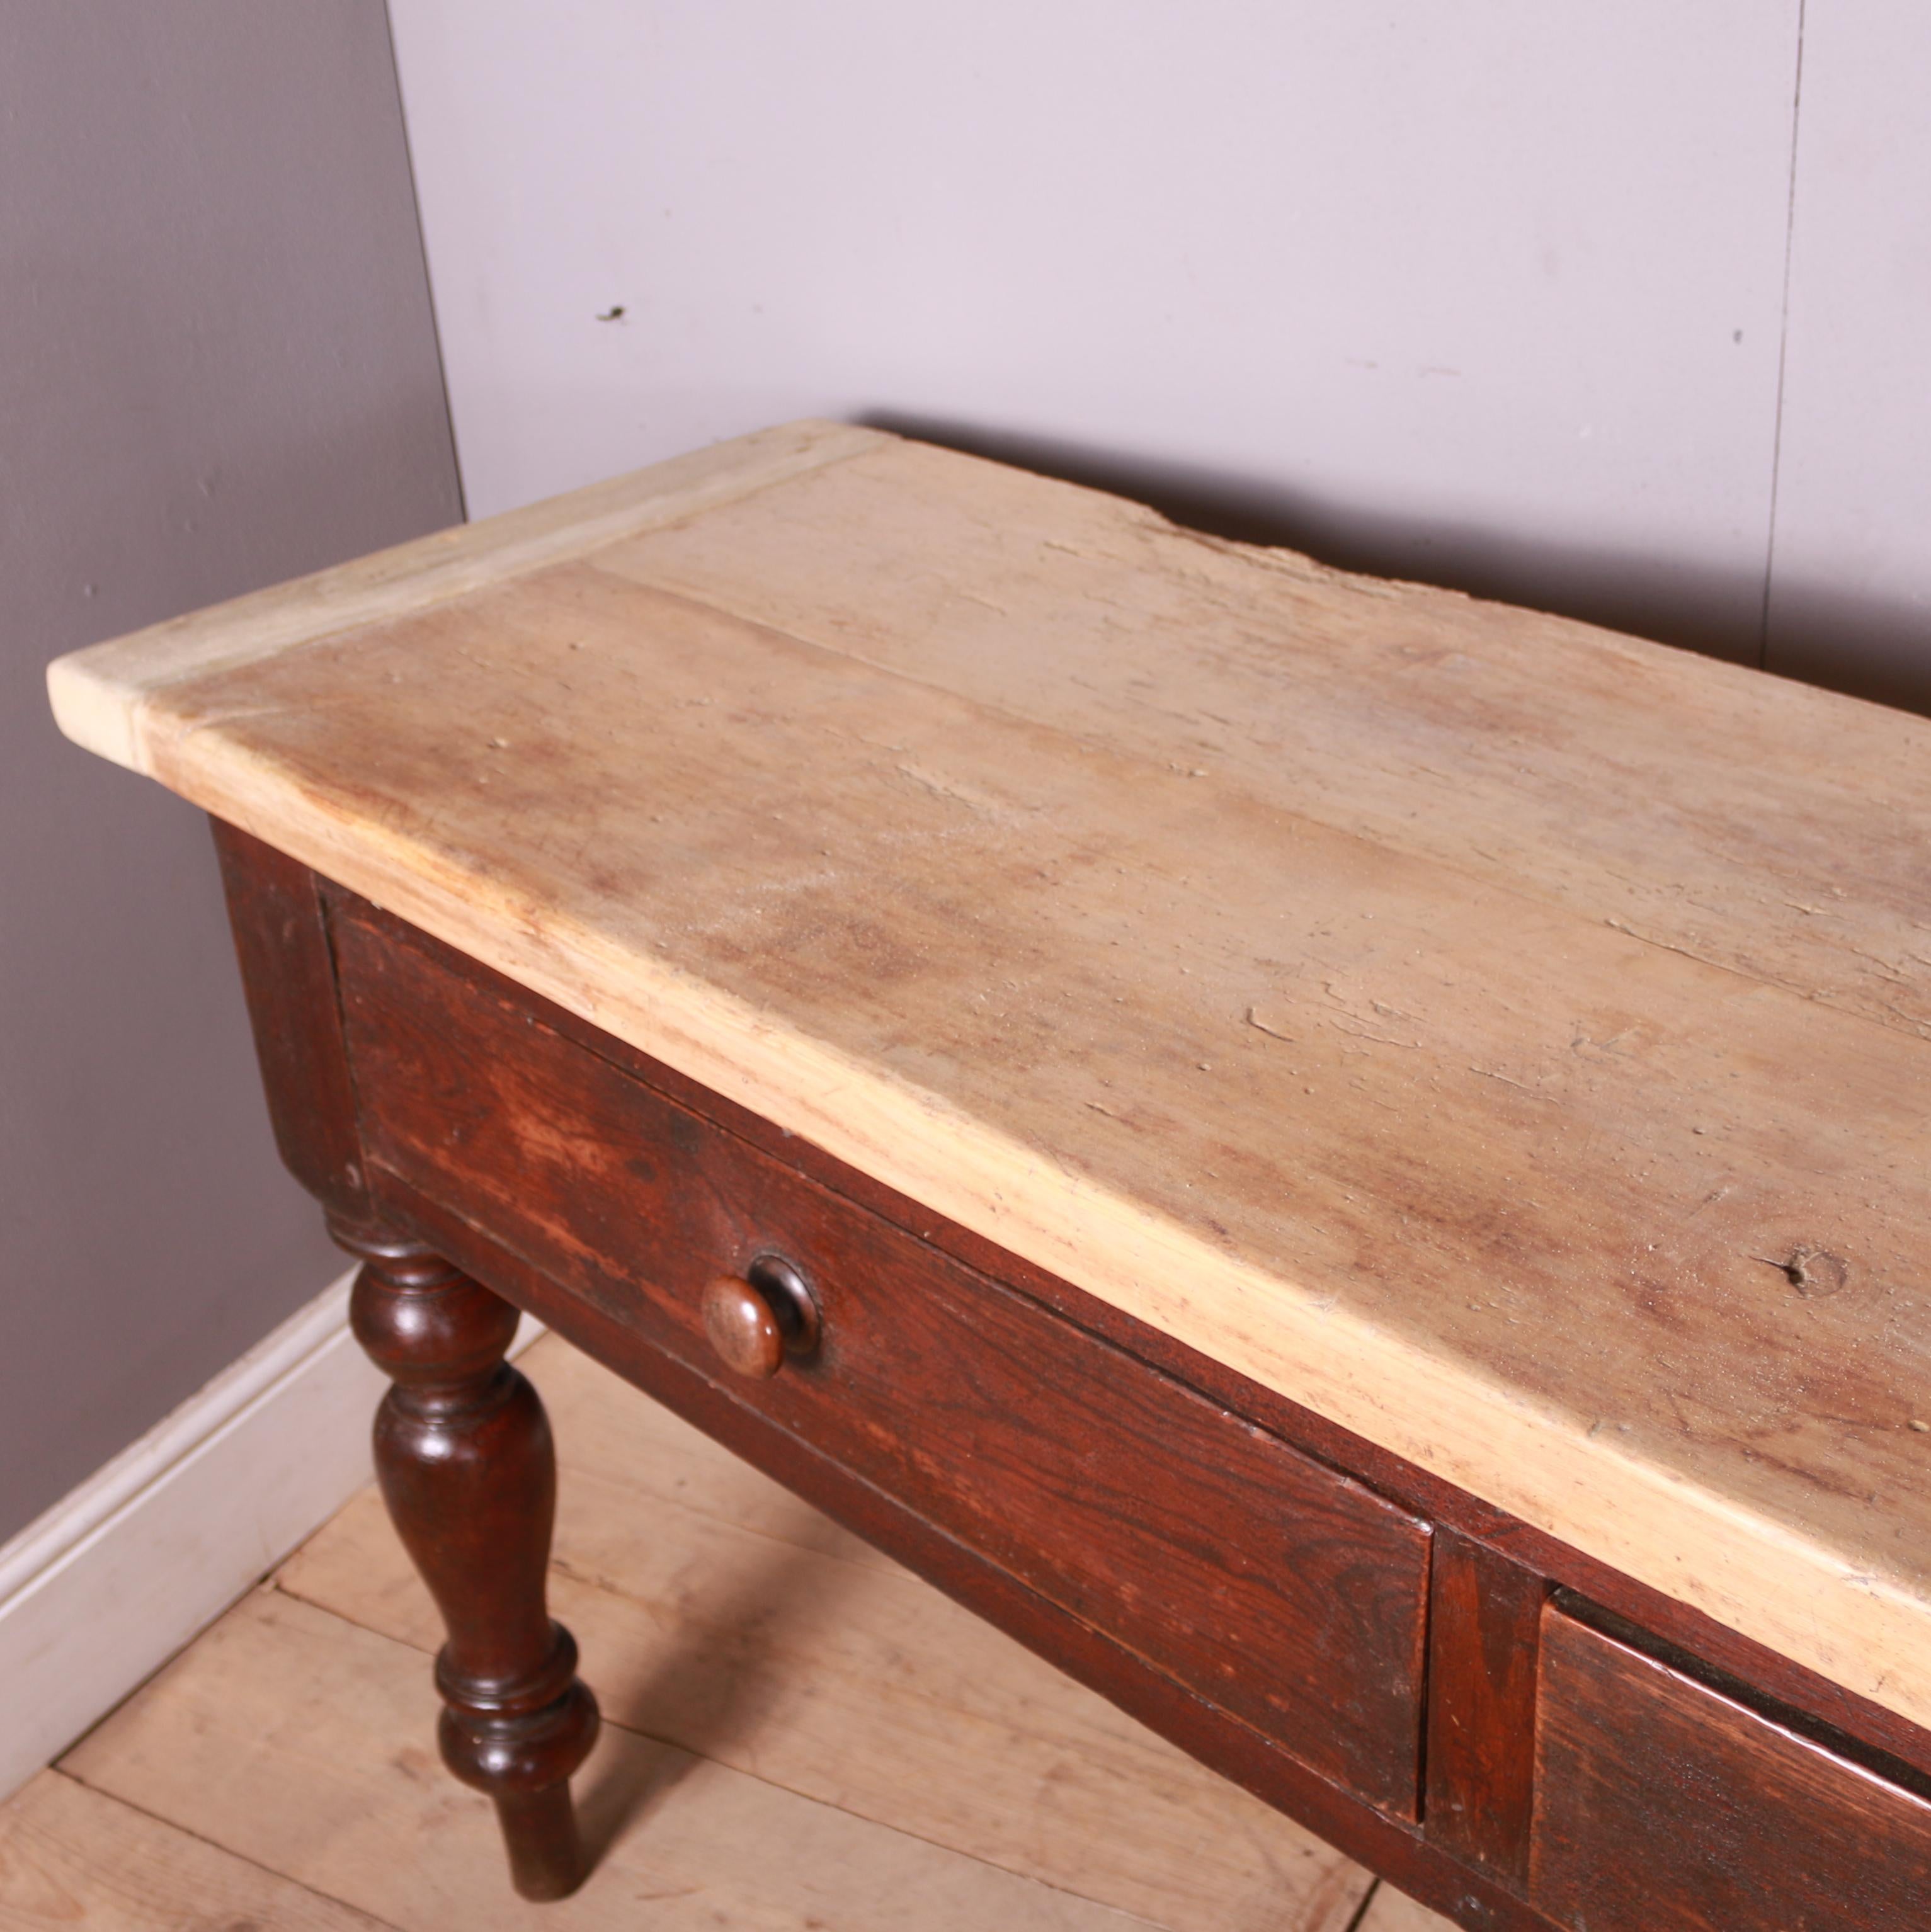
[[0, 1269, 545, 1802]]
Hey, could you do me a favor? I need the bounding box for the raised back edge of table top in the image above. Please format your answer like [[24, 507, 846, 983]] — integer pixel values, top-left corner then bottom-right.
[[46, 419, 1931, 1741]]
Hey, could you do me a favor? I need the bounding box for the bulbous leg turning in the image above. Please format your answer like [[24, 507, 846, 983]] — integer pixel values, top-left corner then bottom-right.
[[336, 1219, 598, 1901]]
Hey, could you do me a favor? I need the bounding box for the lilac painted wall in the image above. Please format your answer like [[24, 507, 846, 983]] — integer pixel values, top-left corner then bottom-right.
[[1, 2, 460, 1541], [390, 1, 1930, 712]]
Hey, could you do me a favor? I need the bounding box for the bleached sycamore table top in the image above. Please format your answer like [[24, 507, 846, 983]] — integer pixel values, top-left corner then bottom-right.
[[48, 420, 1931, 1732]]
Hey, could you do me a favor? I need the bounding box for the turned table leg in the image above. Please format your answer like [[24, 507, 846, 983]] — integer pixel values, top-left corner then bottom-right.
[[334, 1220, 599, 1901]]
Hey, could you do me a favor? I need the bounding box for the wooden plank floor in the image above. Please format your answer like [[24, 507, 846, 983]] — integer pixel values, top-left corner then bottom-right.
[[6, 1335, 1451, 1930]]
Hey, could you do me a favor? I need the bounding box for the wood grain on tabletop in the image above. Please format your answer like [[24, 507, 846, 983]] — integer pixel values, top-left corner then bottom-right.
[[0, 1771, 390, 1931], [44, 421, 1931, 1734], [269, 1336, 1371, 1932], [59, 1336, 1370, 1932]]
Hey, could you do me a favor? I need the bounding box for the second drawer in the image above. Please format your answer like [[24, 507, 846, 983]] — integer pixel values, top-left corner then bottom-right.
[[1532, 1601, 1931, 1929]]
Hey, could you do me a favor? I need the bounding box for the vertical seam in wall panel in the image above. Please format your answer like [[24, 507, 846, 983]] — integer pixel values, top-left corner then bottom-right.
[[381, 1, 468, 525], [1759, 0, 1809, 669]]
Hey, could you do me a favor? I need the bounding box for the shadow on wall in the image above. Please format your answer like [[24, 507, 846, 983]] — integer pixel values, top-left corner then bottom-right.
[[866, 411, 1931, 722]]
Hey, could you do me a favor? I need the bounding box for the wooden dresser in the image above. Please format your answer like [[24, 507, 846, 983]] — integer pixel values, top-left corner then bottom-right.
[[48, 421, 1931, 1926]]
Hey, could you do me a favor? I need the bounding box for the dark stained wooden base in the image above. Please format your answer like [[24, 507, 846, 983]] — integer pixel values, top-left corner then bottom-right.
[[335, 1219, 598, 1902], [214, 820, 1931, 1929], [389, 1176, 1558, 1931]]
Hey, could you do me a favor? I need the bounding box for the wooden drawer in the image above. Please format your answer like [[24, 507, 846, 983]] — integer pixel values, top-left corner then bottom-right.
[[1531, 1602, 1931, 1929], [332, 902, 1433, 1817]]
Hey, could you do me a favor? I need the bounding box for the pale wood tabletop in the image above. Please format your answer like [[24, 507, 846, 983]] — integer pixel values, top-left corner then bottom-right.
[[48, 419, 1931, 1737]]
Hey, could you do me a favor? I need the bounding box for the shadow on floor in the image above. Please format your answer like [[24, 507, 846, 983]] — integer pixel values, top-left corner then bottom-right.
[[570, 1530, 873, 1869]]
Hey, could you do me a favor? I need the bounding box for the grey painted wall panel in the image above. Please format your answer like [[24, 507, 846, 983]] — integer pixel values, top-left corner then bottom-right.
[[1765, 4, 1931, 712], [2, 4, 460, 1540], [388, 1, 1803, 665]]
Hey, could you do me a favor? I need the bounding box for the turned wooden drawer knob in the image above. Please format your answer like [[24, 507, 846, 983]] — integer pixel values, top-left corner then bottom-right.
[[701, 1254, 819, 1379]]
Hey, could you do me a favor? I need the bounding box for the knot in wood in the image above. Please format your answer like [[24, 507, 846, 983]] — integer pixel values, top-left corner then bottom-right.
[[1758, 1246, 1850, 1298]]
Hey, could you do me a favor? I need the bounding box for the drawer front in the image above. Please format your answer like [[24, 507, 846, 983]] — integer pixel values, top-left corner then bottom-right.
[[334, 906, 1432, 1816], [1532, 1605, 1931, 1930]]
